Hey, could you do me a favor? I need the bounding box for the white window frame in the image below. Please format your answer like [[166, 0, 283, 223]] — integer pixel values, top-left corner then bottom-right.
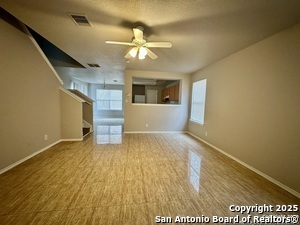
[[190, 79, 207, 125], [96, 89, 123, 111], [72, 81, 88, 95]]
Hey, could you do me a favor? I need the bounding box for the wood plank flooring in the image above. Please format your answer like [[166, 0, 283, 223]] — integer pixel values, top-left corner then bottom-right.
[[0, 133, 299, 224]]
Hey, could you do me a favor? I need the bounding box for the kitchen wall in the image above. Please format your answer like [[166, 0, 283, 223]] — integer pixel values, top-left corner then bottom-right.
[[132, 85, 146, 103], [188, 23, 300, 193], [145, 85, 165, 104], [124, 70, 190, 132]]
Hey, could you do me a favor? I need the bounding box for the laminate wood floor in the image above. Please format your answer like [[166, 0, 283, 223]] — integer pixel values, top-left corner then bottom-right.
[[0, 133, 299, 224]]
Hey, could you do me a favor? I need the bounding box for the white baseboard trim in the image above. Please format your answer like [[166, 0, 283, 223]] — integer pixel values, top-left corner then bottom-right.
[[60, 138, 83, 141], [124, 131, 187, 134], [186, 132, 300, 198], [0, 140, 61, 175], [0, 138, 83, 174]]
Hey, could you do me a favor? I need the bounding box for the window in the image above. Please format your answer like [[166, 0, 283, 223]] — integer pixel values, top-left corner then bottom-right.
[[96, 89, 122, 110], [72, 81, 88, 95], [191, 79, 207, 124]]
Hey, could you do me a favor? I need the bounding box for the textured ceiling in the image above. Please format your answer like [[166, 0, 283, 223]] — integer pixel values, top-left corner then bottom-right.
[[1, 0, 300, 84]]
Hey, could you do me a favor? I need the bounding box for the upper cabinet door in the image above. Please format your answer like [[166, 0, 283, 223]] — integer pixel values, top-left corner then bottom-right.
[[174, 84, 179, 101], [169, 85, 175, 101]]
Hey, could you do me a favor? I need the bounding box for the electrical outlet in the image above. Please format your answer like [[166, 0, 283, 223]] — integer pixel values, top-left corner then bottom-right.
[[146, 124, 148, 127], [205, 132, 208, 137], [44, 134, 48, 141]]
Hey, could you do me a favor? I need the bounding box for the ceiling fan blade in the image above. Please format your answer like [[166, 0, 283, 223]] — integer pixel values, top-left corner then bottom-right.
[[146, 42, 172, 48], [125, 51, 131, 59], [146, 48, 158, 59], [133, 28, 143, 42], [105, 41, 134, 46]]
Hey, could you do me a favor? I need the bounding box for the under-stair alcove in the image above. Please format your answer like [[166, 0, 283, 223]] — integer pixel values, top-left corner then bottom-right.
[[59, 87, 94, 140]]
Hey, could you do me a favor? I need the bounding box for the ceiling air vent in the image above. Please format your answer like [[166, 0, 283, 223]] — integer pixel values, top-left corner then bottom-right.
[[88, 63, 100, 68], [68, 13, 91, 26]]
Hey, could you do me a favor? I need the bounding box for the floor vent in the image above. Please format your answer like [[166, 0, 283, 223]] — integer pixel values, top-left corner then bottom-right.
[[69, 13, 91, 26], [88, 63, 100, 68]]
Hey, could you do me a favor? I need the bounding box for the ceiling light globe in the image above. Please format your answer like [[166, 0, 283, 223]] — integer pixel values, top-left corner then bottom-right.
[[138, 54, 146, 60], [139, 47, 147, 56], [129, 47, 138, 57]]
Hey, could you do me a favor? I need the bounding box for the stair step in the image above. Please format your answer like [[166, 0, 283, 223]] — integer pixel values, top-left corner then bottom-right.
[[83, 127, 90, 136]]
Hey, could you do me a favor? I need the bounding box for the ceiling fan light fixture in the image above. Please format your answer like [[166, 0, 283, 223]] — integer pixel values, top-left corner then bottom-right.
[[138, 47, 147, 60], [129, 47, 138, 57], [139, 47, 147, 56], [138, 53, 146, 60], [106, 26, 172, 60]]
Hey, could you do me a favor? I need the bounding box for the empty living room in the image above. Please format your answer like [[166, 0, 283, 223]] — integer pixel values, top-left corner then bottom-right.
[[0, 0, 299, 224]]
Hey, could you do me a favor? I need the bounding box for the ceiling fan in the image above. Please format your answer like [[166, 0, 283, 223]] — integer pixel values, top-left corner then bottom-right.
[[105, 26, 172, 60]]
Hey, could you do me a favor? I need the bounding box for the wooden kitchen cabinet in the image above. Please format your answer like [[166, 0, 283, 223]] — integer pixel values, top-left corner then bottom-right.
[[169, 85, 175, 101], [174, 84, 179, 101], [161, 83, 179, 102], [161, 88, 169, 102]]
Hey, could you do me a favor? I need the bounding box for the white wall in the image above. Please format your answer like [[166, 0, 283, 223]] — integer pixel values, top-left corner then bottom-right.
[[124, 70, 190, 132], [188, 23, 300, 193], [0, 12, 61, 170]]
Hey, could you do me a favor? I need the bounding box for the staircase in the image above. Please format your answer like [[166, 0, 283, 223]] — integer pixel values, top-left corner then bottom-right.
[[82, 120, 93, 137]]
